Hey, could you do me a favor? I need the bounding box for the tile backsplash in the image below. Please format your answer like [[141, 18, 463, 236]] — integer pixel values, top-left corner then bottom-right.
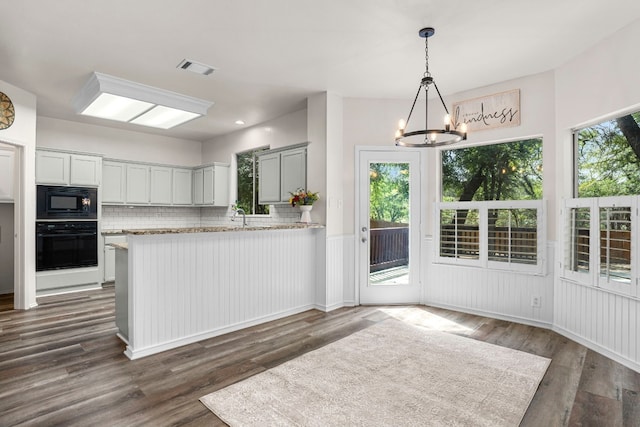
[[102, 204, 303, 231]]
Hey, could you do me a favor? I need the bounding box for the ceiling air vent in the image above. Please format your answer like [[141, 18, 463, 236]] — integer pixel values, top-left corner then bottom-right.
[[177, 59, 216, 76]]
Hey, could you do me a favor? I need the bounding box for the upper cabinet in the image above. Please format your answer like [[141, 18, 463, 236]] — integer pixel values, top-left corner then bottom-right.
[[102, 161, 126, 204], [172, 168, 193, 205], [258, 144, 307, 204], [193, 164, 229, 206], [36, 150, 101, 187], [0, 145, 15, 201], [149, 166, 172, 205], [101, 159, 227, 207], [125, 164, 150, 205]]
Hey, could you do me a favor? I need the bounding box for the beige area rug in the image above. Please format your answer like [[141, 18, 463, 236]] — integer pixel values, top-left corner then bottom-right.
[[200, 319, 550, 426]]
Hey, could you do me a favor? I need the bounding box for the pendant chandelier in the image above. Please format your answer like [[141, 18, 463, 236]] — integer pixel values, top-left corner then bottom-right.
[[395, 27, 467, 147]]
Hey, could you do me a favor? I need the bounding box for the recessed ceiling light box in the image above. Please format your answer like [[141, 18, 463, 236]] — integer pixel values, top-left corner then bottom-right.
[[72, 72, 213, 129]]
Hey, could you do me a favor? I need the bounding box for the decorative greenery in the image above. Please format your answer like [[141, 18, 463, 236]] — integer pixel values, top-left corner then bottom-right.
[[289, 188, 319, 206]]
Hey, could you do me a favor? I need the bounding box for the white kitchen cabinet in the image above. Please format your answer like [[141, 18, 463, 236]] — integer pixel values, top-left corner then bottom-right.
[[280, 148, 306, 200], [193, 164, 229, 206], [126, 164, 150, 204], [104, 235, 127, 283], [193, 168, 204, 205], [149, 166, 172, 205], [70, 154, 102, 186], [172, 168, 193, 205], [258, 152, 281, 204], [36, 150, 102, 186], [258, 145, 307, 204], [102, 161, 127, 204], [0, 146, 15, 201], [36, 150, 70, 185]]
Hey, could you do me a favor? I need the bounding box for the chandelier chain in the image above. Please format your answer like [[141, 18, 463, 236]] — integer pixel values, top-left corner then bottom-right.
[[423, 35, 430, 78]]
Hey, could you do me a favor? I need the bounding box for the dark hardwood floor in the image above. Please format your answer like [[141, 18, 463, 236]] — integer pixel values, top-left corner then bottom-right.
[[0, 285, 638, 426]]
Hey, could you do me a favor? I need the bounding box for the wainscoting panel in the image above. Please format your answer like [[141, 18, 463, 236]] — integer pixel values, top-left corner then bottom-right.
[[322, 235, 346, 311], [422, 238, 555, 327], [554, 278, 639, 371], [126, 228, 320, 359]]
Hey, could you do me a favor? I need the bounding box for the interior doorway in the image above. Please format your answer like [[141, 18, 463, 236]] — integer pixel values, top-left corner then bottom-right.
[[0, 141, 18, 311]]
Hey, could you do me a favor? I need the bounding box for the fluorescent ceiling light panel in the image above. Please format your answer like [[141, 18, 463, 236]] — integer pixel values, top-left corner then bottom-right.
[[72, 72, 213, 129], [80, 93, 154, 122], [130, 105, 201, 129]]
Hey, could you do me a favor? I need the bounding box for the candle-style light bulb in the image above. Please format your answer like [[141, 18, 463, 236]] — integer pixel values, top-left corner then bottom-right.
[[444, 114, 451, 132], [430, 133, 437, 142], [460, 122, 468, 135], [395, 129, 402, 139], [398, 119, 406, 131]]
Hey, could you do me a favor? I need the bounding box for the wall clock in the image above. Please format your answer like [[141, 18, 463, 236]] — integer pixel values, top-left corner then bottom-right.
[[0, 91, 16, 130]]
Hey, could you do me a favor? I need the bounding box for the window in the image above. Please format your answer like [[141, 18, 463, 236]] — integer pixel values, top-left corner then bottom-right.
[[575, 111, 640, 197], [437, 139, 544, 272], [565, 111, 640, 297], [488, 208, 537, 265], [236, 147, 269, 215], [563, 197, 637, 297]]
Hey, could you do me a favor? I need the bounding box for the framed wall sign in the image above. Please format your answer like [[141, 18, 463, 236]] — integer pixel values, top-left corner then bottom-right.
[[452, 89, 520, 132]]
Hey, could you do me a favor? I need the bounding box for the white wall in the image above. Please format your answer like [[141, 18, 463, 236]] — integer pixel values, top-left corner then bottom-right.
[[37, 117, 202, 166], [553, 19, 640, 372], [201, 109, 307, 164]]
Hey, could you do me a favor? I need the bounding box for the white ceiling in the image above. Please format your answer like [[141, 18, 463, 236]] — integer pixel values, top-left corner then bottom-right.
[[2, 0, 639, 142]]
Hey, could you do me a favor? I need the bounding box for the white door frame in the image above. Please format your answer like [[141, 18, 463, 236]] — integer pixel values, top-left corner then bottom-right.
[[354, 146, 425, 305]]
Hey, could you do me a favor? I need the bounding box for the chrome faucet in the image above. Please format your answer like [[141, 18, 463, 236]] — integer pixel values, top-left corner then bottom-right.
[[232, 207, 247, 227]]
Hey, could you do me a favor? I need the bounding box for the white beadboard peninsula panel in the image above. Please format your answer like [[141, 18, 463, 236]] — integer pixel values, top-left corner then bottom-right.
[[342, 235, 356, 306], [554, 279, 639, 372], [125, 228, 320, 359], [321, 235, 348, 311], [423, 238, 555, 327]]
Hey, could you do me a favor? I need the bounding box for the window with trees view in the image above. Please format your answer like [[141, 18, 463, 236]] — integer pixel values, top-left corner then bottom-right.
[[236, 147, 269, 215], [437, 138, 544, 271], [563, 111, 640, 298], [575, 112, 640, 197]]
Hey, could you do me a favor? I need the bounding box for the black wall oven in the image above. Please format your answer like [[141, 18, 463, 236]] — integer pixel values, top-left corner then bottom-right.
[[37, 185, 97, 220], [36, 221, 98, 271]]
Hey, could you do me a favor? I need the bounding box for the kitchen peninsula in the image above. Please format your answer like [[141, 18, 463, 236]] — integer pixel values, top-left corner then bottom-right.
[[114, 224, 324, 359]]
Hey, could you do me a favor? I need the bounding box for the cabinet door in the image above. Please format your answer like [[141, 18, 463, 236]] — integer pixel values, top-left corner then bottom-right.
[[102, 161, 126, 204], [172, 168, 193, 205], [202, 167, 215, 205], [36, 151, 70, 185], [258, 152, 281, 204], [213, 164, 230, 206], [280, 148, 306, 202], [193, 168, 204, 205], [149, 166, 172, 205], [126, 164, 150, 204], [70, 154, 101, 186], [0, 147, 15, 201]]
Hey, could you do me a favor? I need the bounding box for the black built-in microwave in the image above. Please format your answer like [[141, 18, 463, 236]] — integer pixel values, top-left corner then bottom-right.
[[36, 185, 98, 219]]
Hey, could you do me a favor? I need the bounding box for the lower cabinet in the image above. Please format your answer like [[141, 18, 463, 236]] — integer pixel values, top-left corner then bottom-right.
[[104, 235, 127, 283]]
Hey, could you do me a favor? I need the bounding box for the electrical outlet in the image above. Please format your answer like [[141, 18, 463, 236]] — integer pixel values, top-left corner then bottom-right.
[[531, 296, 541, 308]]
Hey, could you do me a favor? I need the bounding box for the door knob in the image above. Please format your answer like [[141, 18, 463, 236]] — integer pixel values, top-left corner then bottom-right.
[[361, 237, 367, 243], [362, 226, 368, 232]]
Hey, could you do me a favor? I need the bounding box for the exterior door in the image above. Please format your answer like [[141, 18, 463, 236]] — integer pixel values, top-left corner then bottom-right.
[[357, 150, 421, 304]]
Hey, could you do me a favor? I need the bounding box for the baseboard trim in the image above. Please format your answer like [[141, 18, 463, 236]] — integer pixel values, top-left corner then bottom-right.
[[552, 325, 640, 374], [125, 304, 318, 360]]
